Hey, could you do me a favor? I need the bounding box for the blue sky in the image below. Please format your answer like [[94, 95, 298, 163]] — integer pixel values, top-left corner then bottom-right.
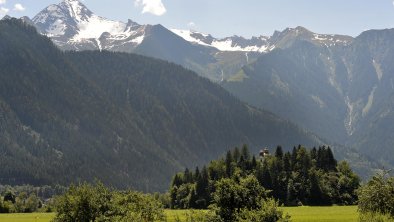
[[1, 0, 394, 38]]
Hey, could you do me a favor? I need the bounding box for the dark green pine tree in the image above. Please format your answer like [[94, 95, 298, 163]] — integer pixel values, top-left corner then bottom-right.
[[194, 167, 200, 181], [184, 168, 193, 183], [171, 174, 183, 187], [275, 146, 284, 159], [311, 147, 317, 161], [170, 185, 178, 209], [307, 169, 326, 205], [232, 147, 241, 163], [326, 147, 337, 171], [316, 146, 324, 170], [283, 152, 291, 173], [188, 187, 199, 209], [225, 150, 233, 177], [286, 179, 297, 206], [260, 160, 273, 190], [238, 155, 246, 172], [241, 144, 250, 161], [195, 166, 210, 208], [251, 156, 257, 170], [291, 146, 298, 171]]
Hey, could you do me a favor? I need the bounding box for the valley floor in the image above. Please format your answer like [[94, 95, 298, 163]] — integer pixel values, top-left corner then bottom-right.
[[0, 213, 55, 222], [166, 206, 358, 222], [282, 206, 358, 222], [0, 206, 359, 222]]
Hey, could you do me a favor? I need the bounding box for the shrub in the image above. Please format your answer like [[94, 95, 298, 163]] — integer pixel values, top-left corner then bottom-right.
[[359, 212, 394, 222], [236, 198, 290, 222], [178, 210, 221, 222], [212, 175, 289, 222], [53, 182, 165, 222], [358, 172, 394, 217]]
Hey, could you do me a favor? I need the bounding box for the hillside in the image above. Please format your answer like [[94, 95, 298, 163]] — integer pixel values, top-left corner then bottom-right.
[[223, 27, 394, 167], [0, 19, 323, 191]]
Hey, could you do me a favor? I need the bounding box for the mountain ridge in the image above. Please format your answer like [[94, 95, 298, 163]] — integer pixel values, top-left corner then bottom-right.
[[223, 28, 394, 168], [0, 18, 332, 191], [28, 0, 355, 54], [4, 0, 359, 82]]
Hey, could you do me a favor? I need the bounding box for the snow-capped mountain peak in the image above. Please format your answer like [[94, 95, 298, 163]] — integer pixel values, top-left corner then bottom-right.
[[32, 0, 145, 51], [60, 0, 93, 22], [29, 0, 353, 55], [171, 26, 354, 53]]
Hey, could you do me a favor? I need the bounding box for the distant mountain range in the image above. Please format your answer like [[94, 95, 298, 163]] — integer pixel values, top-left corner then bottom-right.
[[0, 19, 335, 191], [224, 28, 394, 168], [7, 0, 354, 82], [1, 0, 391, 188]]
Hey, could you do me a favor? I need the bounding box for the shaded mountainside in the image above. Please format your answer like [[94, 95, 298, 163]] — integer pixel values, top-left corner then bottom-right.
[[223, 28, 394, 167], [0, 19, 323, 191]]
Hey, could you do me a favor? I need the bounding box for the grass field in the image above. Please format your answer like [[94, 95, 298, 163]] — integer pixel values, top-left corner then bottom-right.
[[282, 206, 358, 222], [165, 206, 359, 222], [0, 206, 359, 222], [0, 213, 55, 222]]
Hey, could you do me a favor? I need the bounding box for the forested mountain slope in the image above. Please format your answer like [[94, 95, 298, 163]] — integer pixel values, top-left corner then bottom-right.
[[0, 19, 322, 191], [224, 28, 394, 166]]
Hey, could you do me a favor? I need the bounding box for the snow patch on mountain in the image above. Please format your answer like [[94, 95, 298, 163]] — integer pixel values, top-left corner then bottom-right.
[[171, 29, 271, 52], [73, 15, 126, 40], [170, 29, 210, 46], [46, 19, 67, 37], [171, 27, 352, 53], [211, 39, 267, 52], [130, 34, 145, 44]]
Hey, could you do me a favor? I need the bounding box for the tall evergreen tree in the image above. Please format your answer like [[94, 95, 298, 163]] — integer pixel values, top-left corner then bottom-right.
[[184, 168, 193, 183], [225, 150, 233, 177], [275, 146, 284, 159], [194, 167, 200, 181], [291, 146, 298, 170], [308, 169, 325, 205], [326, 147, 337, 171], [171, 174, 183, 187], [283, 152, 291, 173], [241, 144, 250, 161], [232, 147, 241, 163], [311, 147, 317, 161], [260, 160, 273, 190]]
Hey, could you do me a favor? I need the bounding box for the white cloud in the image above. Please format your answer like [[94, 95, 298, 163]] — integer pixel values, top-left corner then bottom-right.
[[13, 3, 25, 11], [134, 0, 166, 16], [0, 7, 9, 14], [187, 22, 196, 28], [0, 0, 6, 5]]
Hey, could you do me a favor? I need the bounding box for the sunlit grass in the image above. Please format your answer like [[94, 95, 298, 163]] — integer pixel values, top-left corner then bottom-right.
[[0, 206, 360, 222], [0, 213, 55, 222], [281, 205, 358, 222], [165, 206, 359, 222]]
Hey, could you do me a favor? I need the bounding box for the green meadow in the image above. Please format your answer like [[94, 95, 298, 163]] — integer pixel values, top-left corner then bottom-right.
[[0, 206, 359, 222], [165, 206, 359, 222], [281, 206, 358, 222], [0, 213, 55, 222]]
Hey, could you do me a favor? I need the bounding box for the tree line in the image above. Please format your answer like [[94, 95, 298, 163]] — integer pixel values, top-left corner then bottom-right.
[[0, 184, 65, 213], [1, 145, 394, 221], [169, 145, 360, 209]]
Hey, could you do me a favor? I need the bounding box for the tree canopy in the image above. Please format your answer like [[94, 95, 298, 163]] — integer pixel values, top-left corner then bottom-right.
[[169, 145, 360, 209]]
